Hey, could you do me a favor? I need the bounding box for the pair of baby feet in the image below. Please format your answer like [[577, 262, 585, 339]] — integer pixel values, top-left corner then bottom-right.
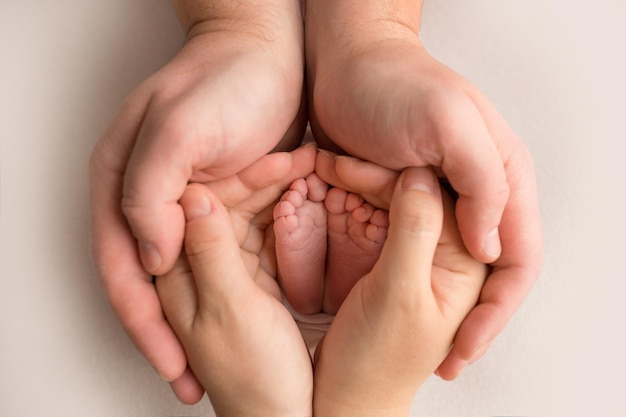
[[273, 173, 389, 315]]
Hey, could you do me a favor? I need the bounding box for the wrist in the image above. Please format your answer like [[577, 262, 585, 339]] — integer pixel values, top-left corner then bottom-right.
[[170, 0, 304, 92], [172, 0, 304, 47], [313, 371, 412, 417], [214, 404, 312, 417], [314, 394, 410, 417], [305, 0, 423, 71]]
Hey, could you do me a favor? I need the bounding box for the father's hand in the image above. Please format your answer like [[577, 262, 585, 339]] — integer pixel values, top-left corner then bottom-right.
[[89, 6, 305, 402], [310, 38, 543, 378]]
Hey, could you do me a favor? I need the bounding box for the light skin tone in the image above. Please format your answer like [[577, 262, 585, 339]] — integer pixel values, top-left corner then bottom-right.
[[305, 0, 543, 378], [313, 152, 488, 416], [273, 172, 390, 315], [90, 0, 542, 402], [157, 149, 487, 416], [89, 0, 305, 402], [157, 145, 318, 416]]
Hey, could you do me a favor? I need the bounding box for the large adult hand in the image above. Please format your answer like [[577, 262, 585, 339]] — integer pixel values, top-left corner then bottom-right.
[[89, 5, 305, 401], [307, 8, 543, 378], [313, 162, 487, 416], [156, 182, 313, 416]]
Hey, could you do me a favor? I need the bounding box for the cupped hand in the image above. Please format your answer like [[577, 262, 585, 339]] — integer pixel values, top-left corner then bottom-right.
[[310, 35, 543, 378], [313, 156, 487, 415], [156, 183, 312, 416], [89, 24, 305, 401]]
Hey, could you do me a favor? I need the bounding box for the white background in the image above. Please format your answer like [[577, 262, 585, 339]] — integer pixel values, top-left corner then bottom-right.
[[1, 1, 625, 416]]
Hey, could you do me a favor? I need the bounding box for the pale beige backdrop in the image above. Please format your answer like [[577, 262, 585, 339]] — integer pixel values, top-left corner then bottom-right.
[[1, 1, 624, 416]]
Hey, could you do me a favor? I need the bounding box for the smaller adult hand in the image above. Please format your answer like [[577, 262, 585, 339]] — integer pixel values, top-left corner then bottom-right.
[[156, 183, 313, 416], [314, 156, 487, 416]]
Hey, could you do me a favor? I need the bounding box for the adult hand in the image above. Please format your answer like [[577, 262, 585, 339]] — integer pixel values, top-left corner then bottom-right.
[[156, 182, 313, 416], [313, 158, 487, 416], [89, 4, 305, 401], [307, 12, 543, 378]]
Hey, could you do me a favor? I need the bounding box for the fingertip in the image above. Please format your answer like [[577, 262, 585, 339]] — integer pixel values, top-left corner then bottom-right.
[[177, 184, 250, 301], [469, 341, 491, 364], [139, 241, 162, 273], [373, 167, 443, 292], [156, 361, 185, 384], [123, 201, 186, 276], [139, 241, 185, 276], [140, 325, 188, 383], [481, 227, 502, 261], [454, 196, 506, 264], [180, 184, 213, 222], [400, 166, 438, 195], [180, 185, 233, 261], [170, 368, 205, 404], [450, 303, 502, 363], [436, 339, 490, 381], [290, 141, 318, 173], [391, 167, 443, 225], [314, 149, 338, 181], [435, 350, 468, 381]]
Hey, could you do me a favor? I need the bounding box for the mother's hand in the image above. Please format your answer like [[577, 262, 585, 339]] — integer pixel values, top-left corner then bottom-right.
[[156, 183, 313, 416], [314, 155, 487, 416]]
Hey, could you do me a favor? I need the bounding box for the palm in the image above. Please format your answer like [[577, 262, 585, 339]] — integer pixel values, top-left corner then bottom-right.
[[313, 157, 487, 408], [198, 149, 318, 408], [139, 33, 306, 183], [312, 38, 481, 171], [312, 37, 542, 380], [199, 145, 316, 294], [318, 172, 486, 352], [157, 146, 316, 413], [187, 265, 312, 414]]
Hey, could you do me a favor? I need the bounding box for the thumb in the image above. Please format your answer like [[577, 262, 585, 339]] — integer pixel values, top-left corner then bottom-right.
[[122, 143, 190, 276], [179, 184, 252, 307], [372, 167, 444, 297]]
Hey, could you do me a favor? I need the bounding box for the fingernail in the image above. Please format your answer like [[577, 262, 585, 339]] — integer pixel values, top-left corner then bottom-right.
[[482, 227, 502, 259], [139, 241, 162, 272], [185, 193, 212, 221], [469, 342, 490, 363], [402, 167, 435, 193], [155, 367, 173, 382], [319, 147, 340, 157]]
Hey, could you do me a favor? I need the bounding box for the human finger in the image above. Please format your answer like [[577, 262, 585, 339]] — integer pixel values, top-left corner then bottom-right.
[[438, 144, 542, 380], [152, 262, 209, 402], [89, 90, 190, 384], [435, 94, 510, 264], [154, 240, 207, 404], [179, 184, 253, 309], [155, 255, 196, 334], [169, 367, 205, 405], [437, 87, 543, 379], [371, 167, 443, 297], [206, 142, 317, 210], [435, 263, 536, 380], [120, 116, 190, 276], [437, 143, 543, 379], [315, 150, 399, 209]]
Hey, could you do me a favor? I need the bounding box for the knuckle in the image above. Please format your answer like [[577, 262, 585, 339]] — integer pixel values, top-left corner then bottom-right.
[[120, 193, 145, 221], [184, 230, 224, 263], [396, 199, 443, 235]]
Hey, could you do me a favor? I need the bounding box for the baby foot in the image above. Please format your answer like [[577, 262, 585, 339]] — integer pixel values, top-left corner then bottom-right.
[[273, 174, 329, 314], [323, 188, 389, 314]]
